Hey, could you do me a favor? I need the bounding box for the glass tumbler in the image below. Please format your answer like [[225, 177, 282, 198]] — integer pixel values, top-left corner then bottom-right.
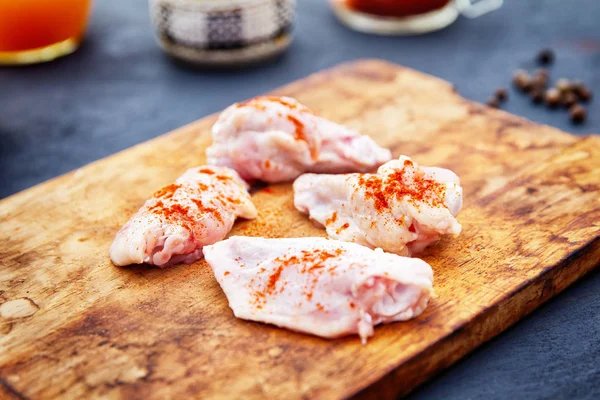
[[0, 0, 93, 65]]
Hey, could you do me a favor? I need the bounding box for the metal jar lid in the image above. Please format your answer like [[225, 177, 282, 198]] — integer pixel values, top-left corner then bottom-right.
[[149, 0, 296, 66]]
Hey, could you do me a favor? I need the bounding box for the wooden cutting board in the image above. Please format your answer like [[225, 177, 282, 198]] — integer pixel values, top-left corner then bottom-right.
[[1, 59, 599, 400]]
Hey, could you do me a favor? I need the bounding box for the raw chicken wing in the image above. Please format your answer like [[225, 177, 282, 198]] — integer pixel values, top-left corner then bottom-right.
[[110, 166, 257, 267], [294, 155, 462, 256], [206, 96, 392, 182], [204, 236, 433, 343]]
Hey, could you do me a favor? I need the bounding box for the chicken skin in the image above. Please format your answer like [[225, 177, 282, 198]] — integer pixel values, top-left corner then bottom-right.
[[204, 236, 434, 343], [294, 155, 462, 256], [110, 166, 257, 268], [206, 96, 392, 182]]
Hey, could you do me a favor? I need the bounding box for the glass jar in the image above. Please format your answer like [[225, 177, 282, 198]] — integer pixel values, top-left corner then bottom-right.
[[330, 0, 503, 35], [0, 0, 93, 65], [149, 0, 296, 66]]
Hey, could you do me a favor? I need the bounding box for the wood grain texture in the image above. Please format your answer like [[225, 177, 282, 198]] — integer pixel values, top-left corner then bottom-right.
[[0, 59, 598, 400]]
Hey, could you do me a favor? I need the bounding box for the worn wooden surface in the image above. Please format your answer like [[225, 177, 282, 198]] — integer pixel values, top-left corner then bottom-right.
[[1, 60, 599, 399]]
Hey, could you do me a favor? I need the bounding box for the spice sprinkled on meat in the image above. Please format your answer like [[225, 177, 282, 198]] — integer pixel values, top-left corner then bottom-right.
[[204, 236, 434, 343], [110, 166, 257, 268], [206, 96, 391, 183], [294, 155, 463, 256]]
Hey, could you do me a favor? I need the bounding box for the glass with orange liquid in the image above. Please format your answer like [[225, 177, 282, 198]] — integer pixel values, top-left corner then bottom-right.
[[0, 0, 93, 65]]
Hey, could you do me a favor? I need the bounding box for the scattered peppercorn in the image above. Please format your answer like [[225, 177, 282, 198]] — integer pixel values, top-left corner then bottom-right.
[[569, 104, 586, 124], [571, 80, 585, 92], [531, 76, 547, 90], [575, 86, 592, 103], [544, 88, 562, 107], [530, 89, 544, 104], [487, 97, 500, 108], [536, 48, 554, 65], [487, 50, 590, 125], [562, 91, 577, 109], [494, 88, 508, 102], [513, 70, 532, 92], [531, 69, 549, 89], [555, 78, 571, 94]]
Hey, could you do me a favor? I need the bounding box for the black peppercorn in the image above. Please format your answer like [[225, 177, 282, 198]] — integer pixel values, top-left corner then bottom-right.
[[571, 80, 585, 92], [562, 92, 578, 108], [494, 88, 508, 102], [555, 78, 571, 94], [487, 97, 500, 108], [537, 48, 555, 65], [569, 104, 586, 124], [532, 79, 546, 91], [575, 87, 592, 102], [531, 89, 544, 104], [513, 70, 532, 92], [544, 88, 561, 107], [532, 73, 548, 90]]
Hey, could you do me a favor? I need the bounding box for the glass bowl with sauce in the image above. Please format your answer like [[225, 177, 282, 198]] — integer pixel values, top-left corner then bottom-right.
[[0, 0, 93, 65], [330, 0, 503, 35]]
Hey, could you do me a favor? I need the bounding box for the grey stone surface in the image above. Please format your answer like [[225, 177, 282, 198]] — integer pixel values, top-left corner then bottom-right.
[[0, 0, 598, 398]]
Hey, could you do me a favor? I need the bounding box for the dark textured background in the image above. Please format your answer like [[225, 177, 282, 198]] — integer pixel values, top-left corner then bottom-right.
[[1, 0, 598, 398]]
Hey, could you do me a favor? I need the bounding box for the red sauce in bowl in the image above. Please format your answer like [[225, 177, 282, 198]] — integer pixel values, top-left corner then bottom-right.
[[346, 0, 452, 17]]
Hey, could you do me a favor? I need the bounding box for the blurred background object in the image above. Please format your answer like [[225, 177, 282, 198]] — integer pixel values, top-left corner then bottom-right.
[[149, 0, 295, 66], [330, 0, 502, 35], [0, 0, 93, 65]]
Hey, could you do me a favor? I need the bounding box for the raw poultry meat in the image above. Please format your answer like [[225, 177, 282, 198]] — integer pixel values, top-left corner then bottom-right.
[[204, 236, 433, 343], [110, 166, 257, 267], [294, 155, 462, 256], [206, 96, 392, 182]]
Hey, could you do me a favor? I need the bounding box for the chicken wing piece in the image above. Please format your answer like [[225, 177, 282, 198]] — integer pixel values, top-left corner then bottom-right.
[[204, 236, 433, 343], [206, 96, 392, 182], [110, 166, 257, 268], [294, 155, 463, 256]]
